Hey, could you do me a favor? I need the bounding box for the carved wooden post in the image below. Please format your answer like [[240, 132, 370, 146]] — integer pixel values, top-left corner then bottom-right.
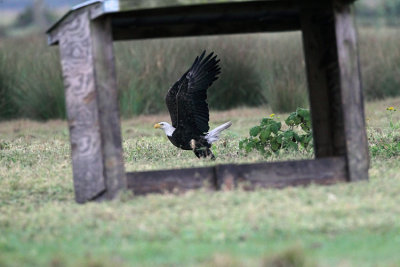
[[300, 0, 369, 182], [57, 9, 126, 203]]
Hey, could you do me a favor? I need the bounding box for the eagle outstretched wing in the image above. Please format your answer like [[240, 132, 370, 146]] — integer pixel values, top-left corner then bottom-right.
[[165, 51, 221, 134]]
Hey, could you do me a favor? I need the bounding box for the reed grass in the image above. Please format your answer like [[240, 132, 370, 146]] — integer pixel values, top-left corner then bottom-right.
[[0, 28, 399, 120]]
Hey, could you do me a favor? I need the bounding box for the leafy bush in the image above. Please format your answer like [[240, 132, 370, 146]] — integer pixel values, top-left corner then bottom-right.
[[239, 108, 312, 157]]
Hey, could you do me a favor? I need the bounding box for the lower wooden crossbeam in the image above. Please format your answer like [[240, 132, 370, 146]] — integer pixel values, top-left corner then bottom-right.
[[126, 156, 347, 195]]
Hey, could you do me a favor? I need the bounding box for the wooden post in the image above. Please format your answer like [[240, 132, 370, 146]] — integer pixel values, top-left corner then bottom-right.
[[300, 3, 344, 158], [58, 10, 126, 202], [300, 1, 368, 181], [334, 3, 369, 182], [90, 16, 127, 199]]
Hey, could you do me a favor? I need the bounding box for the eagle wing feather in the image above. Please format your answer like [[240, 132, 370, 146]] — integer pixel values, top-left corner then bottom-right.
[[165, 51, 220, 134]]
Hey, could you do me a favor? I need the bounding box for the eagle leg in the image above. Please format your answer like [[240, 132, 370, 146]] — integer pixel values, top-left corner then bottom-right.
[[190, 139, 215, 160]]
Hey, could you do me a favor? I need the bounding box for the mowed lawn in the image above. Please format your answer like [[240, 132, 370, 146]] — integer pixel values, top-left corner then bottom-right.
[[1, 98, 400, 267]]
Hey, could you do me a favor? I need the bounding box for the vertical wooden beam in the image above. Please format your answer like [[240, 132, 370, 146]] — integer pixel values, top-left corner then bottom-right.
[[300, 1, 368, 181], [58, 10, 126, 202], [58, 11, 106, 203], [90, 16, 127, 199], [333, 3, 369, 181], [300, 2, 346, 158]]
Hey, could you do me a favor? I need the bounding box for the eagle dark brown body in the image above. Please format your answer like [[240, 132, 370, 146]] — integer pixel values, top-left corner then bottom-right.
[[154, 51, 231, 159]]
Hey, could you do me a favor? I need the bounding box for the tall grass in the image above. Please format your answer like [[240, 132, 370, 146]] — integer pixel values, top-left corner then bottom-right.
[[115, 35, 266, 116], [254, 33, 308, 112], [0, 28, 399, 120], [359, 28, 400, 100], [0, 36, 65, 120], [0, 49, 16, 118]]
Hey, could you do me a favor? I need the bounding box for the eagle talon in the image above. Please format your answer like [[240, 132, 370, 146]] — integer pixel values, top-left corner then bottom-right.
[[190, 139, 196, 150]]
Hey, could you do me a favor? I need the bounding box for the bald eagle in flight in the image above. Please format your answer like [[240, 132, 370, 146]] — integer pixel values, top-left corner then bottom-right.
[[154, 51, 232, 159]]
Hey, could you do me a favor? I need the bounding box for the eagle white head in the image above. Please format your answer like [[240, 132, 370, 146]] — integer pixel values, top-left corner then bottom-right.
[[154, 122, 175, 137]]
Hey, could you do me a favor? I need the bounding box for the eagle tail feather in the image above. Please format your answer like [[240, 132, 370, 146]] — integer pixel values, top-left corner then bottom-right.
[[205, 121, 232, 144]]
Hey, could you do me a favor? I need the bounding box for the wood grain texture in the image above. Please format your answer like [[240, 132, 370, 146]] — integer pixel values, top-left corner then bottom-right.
[[127, 167, 215, 195], [117, 0, 298, 13], [216, 157, 347, 190], [112, 19, 299, 41], [334, 4, 369, 181], [48, 1, 301, 45], [58, 10, 106, 203], [90, 16, 127, 200], [300, 1, 368, 182], [111, 1, 300, 40], [126, 157, 346, 195], [300, 4, 346, 158]]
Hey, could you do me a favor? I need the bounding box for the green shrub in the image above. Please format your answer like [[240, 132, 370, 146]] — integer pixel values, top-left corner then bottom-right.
[[239, 108, 312, 157]]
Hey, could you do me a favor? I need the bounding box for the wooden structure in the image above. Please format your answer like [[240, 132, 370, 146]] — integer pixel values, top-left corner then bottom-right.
[[47, 0, 369, 203]]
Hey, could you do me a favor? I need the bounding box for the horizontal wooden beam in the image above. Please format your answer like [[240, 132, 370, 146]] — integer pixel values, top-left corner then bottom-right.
[[108, 0, 299, 21], [111, 1, 300, 40], [114, 0, 298, 13], [112, 19, 299, 41], [216, 156, 346, 190], [48, 1, 301, 45], [126, 157, 347, 195], [127, 167, 215, 195]]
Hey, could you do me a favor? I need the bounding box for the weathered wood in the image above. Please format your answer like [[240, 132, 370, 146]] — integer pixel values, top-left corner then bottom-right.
[[334, 4, 369, 181], [112, 17, 299, 41], [216, 157, 347, 190], [48, 1, 301, 45], [58, 10, 106, 203], [47, 3, 102, 45], [57, 10, 127, 203], [90, 16, 127, 200], [126, 157, 346, 195], [300, 3, 346, 158], [111, 1, 300, 40], [127, 167, 215, 195], [110, 0, 299, 16], [300, 1, 369, 181]]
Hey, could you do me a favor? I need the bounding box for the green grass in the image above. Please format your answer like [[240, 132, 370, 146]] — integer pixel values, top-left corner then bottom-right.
[[1, 98, 400, 266]]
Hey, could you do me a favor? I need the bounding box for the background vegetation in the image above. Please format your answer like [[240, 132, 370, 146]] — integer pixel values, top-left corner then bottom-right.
[[0, 0, 399, 120], [0, 27, 399, 120], [355, 0, 400, 26]]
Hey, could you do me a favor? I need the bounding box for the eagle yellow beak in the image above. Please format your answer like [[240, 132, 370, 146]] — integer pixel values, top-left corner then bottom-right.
[[154, 123, 161, 129]]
